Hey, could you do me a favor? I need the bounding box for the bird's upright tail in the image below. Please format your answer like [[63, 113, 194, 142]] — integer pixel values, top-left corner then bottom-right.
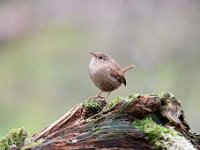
[[122, 64, 135, 74]]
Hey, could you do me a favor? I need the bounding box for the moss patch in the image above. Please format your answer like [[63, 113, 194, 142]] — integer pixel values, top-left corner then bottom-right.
[[107, 94, 136, 109], [0, 128, 28, 150], [128, 93, 140, 99], [133, 117, 195, 150], [82, 99, 106, 119], [108, 96, 123, 108], [133, 117, 176, 144], [82, 99, 103, 113]]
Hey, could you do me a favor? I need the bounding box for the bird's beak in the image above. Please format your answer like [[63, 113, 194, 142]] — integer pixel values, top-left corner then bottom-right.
[[89, 52, 98, 58]]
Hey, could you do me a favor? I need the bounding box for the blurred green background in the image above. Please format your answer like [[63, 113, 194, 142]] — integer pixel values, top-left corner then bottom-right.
[[0, 0, 200, 137]]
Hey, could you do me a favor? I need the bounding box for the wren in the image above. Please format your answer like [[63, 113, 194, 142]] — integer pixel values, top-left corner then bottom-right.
[[89, 51, 135, 98]]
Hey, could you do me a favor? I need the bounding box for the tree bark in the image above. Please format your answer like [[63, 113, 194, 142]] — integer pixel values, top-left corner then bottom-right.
[[25, 92, 200, 150]]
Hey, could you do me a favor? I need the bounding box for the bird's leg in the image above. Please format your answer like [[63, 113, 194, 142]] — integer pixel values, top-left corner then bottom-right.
[[97, 91, 103, 97], [91, 91, 105, 100], [89, 91, 105, 100], [106, 91, 112, 98]]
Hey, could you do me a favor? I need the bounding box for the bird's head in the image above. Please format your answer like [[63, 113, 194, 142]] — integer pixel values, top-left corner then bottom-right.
[[89, 52, 113, 66]]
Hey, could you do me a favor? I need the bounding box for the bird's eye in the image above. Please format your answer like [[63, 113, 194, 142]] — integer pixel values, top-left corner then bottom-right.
[[99, 56, 103, 59]]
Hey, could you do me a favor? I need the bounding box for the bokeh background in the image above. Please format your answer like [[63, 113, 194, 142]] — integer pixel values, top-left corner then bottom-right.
[[0, 0, 200, 137]]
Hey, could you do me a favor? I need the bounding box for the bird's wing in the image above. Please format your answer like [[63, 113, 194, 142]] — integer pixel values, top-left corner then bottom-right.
[[112, 62, 122, 70], [109, 67, 126, 86]]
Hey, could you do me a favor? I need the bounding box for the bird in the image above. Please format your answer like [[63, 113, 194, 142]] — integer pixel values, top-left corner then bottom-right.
[[89, 51, 135, 98]]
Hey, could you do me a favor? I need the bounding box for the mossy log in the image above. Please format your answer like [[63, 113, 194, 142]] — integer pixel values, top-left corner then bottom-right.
[[22, 92, 200, 149]]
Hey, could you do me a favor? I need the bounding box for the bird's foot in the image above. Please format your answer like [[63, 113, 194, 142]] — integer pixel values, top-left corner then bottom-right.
[[89, 95, 106, 101]]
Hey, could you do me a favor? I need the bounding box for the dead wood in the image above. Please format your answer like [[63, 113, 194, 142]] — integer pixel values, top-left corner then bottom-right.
[[24, 92, 200, 150]]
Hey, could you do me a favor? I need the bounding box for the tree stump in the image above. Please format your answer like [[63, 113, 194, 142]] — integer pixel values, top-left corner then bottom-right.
[[24, 92, 200, 150]]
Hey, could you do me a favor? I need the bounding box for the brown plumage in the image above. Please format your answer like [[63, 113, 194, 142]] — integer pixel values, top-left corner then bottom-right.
[[89, 51, 135, 98]]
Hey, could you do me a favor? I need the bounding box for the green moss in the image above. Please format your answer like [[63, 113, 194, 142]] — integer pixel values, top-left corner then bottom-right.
[[133, 117, 176, 146], [133, 117, 195, 149], [128, 93, 140, 99], [0, 128, 28, 150], [108, 94, 138, 109], [105, 94, 140, 112], [82, 99, 103, 112], [108, 96, 122, 108]]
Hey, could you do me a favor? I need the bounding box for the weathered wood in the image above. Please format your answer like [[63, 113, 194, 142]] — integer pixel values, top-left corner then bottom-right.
[[25, 93, 200, 150]]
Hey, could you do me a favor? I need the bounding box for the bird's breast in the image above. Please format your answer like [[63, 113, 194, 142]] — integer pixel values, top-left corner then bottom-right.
[[89, 65, 121, 92]]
